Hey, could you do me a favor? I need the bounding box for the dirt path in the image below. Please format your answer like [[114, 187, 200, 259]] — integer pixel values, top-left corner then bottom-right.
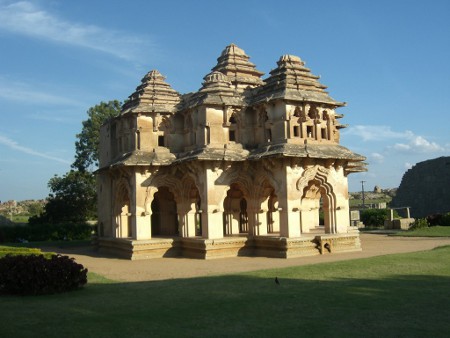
[[47, 234, 450, 282]]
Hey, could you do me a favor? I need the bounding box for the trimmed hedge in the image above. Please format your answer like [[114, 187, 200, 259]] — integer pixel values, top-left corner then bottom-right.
[[0, 222, 95, 243], [410, 218, 429, 230], [360, 209, 390, 227], [426, 213, 450, 227], [0, 246, 55, 258], [0, 254, 87, 296]]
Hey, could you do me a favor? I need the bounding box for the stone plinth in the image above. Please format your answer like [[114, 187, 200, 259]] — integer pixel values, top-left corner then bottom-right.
[[385, 218, 415, 230], [253, 236, 319, 258], [98, 237, 181, 260], [315, 233, 362, 254], [182, 237, 252, 259], [98, 233, 362, 260]]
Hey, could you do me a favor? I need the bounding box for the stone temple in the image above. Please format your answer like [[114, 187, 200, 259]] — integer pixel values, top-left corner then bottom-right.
[[96, 44, 367, 259]]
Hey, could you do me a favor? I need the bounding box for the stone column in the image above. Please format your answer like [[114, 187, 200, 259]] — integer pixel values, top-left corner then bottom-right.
[[278, 161, 302, 238], [199, 166, 227, 239], [252, 198, 269, 236], [132, 172, 152, 240], [201, 209, 224, 239], [279, 208, 301, 237], [178, 202, 197, 237]]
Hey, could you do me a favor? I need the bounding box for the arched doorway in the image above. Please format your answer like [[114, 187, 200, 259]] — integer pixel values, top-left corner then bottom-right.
[[301, 180, 334, 234], [223, 183, 248, 235], [115, 186, 132, 238], [151, 186, 178, 237], [267, 194, 280, 234], [239, 198, 248, 233]]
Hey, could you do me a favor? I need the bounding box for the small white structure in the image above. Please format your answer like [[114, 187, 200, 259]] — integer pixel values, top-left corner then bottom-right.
[[97, 44, 367, 259]]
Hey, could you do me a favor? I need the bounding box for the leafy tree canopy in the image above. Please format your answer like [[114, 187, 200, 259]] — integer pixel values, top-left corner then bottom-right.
[[30, 171, 97, 224], [33, 100, 121, 225], [73, 100, 121, 172]]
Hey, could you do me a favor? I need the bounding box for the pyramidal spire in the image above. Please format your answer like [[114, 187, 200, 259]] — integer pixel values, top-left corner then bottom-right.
[[211, 43, 264, 91], [122, 70, 181, 114], [255, 54, 344, 106]]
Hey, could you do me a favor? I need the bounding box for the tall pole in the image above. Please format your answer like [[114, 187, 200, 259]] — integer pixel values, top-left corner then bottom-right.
[[361, 180, 366, 208]]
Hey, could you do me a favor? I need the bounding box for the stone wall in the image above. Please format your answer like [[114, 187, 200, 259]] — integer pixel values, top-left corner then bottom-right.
[[391, 156, 450, 218]]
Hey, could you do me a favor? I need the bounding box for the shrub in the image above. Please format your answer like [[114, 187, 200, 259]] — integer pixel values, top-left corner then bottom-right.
[[426, 213, 450, 227], [426, 214, 443, 226], [360, 209, 389, 227], [439, 213, 450, 227], [410, 218, 429, 230], [0, 246, 55, 258], [1, 246, 40, 257], [0, 222, 95, 243], [0, 254, 88, 296]]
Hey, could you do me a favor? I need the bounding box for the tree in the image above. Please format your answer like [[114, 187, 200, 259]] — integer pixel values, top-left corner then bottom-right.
[[27, 202, 44, 216], [33, 100, 120, 224], [73, 100, 121, 172], [30, 171, 96, 224]]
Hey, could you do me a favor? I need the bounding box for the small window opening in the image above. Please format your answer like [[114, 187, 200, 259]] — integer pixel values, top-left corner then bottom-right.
[[307, 126, 313, 138], [321, 128, 327, 140], [267, 129, 272, 142], [293, 126, 300, 137], [158, 135, 164, 146], [229, 130, 236, 142]]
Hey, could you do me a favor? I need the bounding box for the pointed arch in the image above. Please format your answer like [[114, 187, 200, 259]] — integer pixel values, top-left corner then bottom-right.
[[114, 177, 132, 238], [297, 166, 337, 234]]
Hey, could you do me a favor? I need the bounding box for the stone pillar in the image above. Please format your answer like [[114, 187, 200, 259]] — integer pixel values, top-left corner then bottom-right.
[[133, 172, 152, 240], [253, 198, 269, 236], [135, 213, 151, 239], [246, 208, 257, 237], [178, 202, 197, 237], [186, 206, 198, 237], [278, 161, 302, 238], [280, 208, 301, 237], [201, 209, 224, 239], [199, 166, 227, 239]]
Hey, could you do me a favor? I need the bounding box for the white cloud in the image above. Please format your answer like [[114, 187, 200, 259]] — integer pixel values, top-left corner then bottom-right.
[[27, 111, 78, 124], [345, 124, 445, 154], [0, 134, 71, 164], [0, 79, 85, 107], [0, 1, 153, 61], [393, 135, 444, 153], [404, 162, 413, 170], [343, 125, 410, 141], [370, 152, 384, 163]]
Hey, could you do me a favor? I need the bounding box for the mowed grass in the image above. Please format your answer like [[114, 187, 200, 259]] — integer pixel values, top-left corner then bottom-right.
[[2, 247, 450, 338], [393, 226, 450, 237]]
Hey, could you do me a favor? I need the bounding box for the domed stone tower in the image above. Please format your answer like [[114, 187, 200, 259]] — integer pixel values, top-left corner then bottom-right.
[[97, 44, 366, 259]]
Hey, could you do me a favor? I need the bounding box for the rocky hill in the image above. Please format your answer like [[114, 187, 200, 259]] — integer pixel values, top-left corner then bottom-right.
[[391, 156, 450, 218]]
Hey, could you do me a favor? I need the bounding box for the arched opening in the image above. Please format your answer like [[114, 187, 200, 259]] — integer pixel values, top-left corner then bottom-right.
[[301, 180, 333, 234], [195, 199, 202, 236], [115, 186, 132, 238], [186, 183, 202, 237], [223, 183, 248, 235], [151, 186, 178, 237], [239, 198, 248, 233], [228, 114, 237, 142], [267, 194, 280, 234]]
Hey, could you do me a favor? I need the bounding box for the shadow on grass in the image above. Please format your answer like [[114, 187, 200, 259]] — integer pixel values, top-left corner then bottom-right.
[[2, 270, 450, 337]]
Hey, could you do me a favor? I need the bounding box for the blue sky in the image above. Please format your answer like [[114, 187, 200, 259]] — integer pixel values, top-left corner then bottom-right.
[[0, 0, 449, 201]]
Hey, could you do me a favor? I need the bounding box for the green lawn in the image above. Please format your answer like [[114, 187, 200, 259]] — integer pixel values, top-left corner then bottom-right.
[[393, 226, 450, 237], [2, 246, 450, 337]]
